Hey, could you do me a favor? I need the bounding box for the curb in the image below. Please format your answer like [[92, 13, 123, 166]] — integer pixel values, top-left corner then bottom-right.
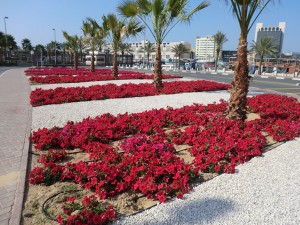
[[9, 69, 32, 225]]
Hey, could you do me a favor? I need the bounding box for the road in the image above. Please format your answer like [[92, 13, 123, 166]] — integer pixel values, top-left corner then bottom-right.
[[126, 68, 300, 96], [0, 67, 12, 78]]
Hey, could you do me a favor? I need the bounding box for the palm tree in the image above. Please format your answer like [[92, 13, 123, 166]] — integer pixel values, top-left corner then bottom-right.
[[82, 18, 107, 72], [118, 0, 209, 89], [21, 38, 33, 62], [251, 37, 278, 75], [119, 42, 133, 66], [224, 0, 277, 121], [214, 31, 228, 71], [102, 13, 143, 78], [63, 31, 80, 70], [139, 42, 155, 68], [171, 43, 189, 70], [78, 36, 86, 62], [46, 41, 56, 64]]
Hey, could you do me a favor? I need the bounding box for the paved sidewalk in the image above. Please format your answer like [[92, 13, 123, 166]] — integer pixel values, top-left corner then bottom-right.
[[0, 68, 31, 225]]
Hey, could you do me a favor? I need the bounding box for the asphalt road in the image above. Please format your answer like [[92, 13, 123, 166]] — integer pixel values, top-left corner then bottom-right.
[[126, 68, 300, 96], [0, 67, 12, 77]]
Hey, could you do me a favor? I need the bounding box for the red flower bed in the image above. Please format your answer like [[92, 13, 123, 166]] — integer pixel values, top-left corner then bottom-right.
[[25, 67, 142, 76], [25, 67, 182, 84], [29, 94, 300, 222], [30, 80, 230, 106], [29, 73, 182, 84]]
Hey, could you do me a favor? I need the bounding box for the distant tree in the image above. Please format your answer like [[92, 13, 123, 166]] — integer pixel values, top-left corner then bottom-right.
[[251, 37, 278, 75], [34, 44, 46, 64], [82, 18, 107, 72], [78, 36, 86, 62], [119, 0, 209, 89], [63, 31, 80, 70], [118, 42, 133, 65], [102, 13, 143, 78], [171, 43, 189, 70], [21, 38, 33, 62], [139, 42, 155, 68], [6, 34, 17, 50], [214, 31, 228, 71]]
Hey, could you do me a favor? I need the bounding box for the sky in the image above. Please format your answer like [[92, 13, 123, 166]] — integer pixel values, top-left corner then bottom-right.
[[1, 0, 299, 53]]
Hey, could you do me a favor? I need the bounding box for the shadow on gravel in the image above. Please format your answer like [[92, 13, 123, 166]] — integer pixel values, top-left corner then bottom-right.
[[120, 198, 235, 225]]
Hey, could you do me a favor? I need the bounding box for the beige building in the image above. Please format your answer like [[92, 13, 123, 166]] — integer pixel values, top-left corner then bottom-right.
[[195, 36, 216, 61], [104, 40, 191, 64]]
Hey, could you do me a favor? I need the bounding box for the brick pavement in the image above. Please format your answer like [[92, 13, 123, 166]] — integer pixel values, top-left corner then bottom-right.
[[0, 68, 31, 225]]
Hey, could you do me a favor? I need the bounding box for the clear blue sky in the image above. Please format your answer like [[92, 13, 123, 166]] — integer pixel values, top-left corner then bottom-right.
[[1, 0, 299, 53]]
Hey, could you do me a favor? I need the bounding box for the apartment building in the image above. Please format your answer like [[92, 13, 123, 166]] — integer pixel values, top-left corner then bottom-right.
[[195, 36, 216, 61]]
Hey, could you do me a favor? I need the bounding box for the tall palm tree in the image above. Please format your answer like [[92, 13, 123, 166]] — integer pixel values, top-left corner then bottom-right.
[[225, 0, 277, 121], [171, 43, 189, 70], [119, 42, 133, 66], [63, 31, 80, 70], [102, 13, 143, 78], [119, 0, 209, 89], [82, 18, 107, 72], [251, 37, 278, 75], [214, 31, 228, 71], [139, 42, 155, 68]]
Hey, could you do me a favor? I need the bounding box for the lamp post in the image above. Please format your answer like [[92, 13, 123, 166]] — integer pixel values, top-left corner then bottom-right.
[[4, 17, 8, 60], [52, 28, 57, 65]]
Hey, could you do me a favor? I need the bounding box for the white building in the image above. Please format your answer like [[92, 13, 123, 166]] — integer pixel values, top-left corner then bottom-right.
[[195, 36, 216, 62], [104, 40, 191, 65]]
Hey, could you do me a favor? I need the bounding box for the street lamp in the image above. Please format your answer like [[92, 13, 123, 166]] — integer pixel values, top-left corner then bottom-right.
[[4, 17, 8, 60], [52, 28, 57, 65]]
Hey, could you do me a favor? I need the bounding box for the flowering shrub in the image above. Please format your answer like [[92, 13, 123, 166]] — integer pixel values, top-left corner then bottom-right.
[[30, 80, 230, 106], [57, 194, 116, 225], [248, 94, 300, 142]]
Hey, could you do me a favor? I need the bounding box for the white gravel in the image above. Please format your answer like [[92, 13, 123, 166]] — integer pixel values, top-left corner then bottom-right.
[[116, 138, 300, 225]]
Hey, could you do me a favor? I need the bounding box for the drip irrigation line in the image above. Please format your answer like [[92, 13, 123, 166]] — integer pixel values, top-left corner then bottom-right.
[[42, 189, 82, 221]]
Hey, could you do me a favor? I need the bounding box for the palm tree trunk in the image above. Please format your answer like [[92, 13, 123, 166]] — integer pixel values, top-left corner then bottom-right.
[[178, 55, 181, 70], [91, 51, 95, 72], [147, 54, 150, 68], [259, 55, 263, 75], [154, 44, 163, 89], [215, 48, 220, 72], [112, 49, 118, 79], [226, 37, 250, 121], [74, 52, 78, 70]]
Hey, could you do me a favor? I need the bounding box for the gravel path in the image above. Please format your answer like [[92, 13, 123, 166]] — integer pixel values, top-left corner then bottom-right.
[[116, 138, 300, 225]]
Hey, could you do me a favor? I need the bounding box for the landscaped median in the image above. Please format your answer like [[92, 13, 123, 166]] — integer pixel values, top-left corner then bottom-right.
[[25, 93, 300, 224], [30, 80, 231, 106], [25, 67, 182, 84]]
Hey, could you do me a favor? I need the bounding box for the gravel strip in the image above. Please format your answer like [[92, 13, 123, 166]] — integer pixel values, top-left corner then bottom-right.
[[30, 78, 190, 90], [32, 91, 229, 131], [115, 138, 300, 225]]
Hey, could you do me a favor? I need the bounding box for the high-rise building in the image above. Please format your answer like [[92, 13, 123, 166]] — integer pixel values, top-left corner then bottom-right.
[[255, 22, 286, 55], [195, 36, 216, 61]]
